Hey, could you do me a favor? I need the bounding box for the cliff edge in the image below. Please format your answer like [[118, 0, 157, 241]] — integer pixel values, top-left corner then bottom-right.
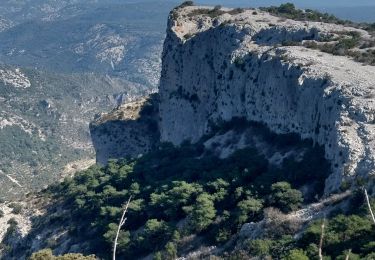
[[159, 5, 375, 193]]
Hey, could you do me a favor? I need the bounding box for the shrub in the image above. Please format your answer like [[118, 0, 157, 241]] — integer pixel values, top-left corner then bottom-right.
[[283, 249, 309, 260], [7, 217, 17, 226], [235, 198, 263, 224], [179, 1, 194, 7], [164, 242, 177, 260], [44, 122, 332, 258], [103, 224, 130, 253], [29, 249, 97, 260], [214, 228, 231, 243], [336, 252, 361, 260], [9, 203, 22, 214], [300, 214, 374, 258], [268, 182, 302, 213], [190, 193, 216, 232], [261, 3, 350, 25], [228, 8, 245, 15], [139, 219, 172, 252], [245, 239, 273, 257]]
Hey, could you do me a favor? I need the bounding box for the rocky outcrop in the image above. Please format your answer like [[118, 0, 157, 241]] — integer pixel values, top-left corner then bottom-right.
[[159, 5, 375, 193], [90, 94, 159, 165]]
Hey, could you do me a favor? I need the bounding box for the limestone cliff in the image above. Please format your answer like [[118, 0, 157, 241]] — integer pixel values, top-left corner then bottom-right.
[[90, 94, 159, 165], [159, 5, 375, 193]]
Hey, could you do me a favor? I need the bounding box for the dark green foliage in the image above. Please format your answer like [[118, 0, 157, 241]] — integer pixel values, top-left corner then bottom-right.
[[263, 3, 375, 66], [245, 239, 273, 257], [178, 1, 194, 8], [228, 8, 245, 15], [188, 7, 226, 18], [29, 249, 96, 260], [47, 121, 332, 258], [283, 249, 309, 260], [190, 193, 216, 232], [186, 5, 245, 19], [268, 182, 303, 213], [261, 3, 351, 25], [299, 213, 375, 259], [235, 198, 263, 224], [238, 235, 296, 259]]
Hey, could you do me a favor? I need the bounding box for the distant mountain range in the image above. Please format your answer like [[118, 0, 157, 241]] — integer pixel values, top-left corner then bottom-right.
[[0, 0, 373, 199], [0, 0, 175, 199]]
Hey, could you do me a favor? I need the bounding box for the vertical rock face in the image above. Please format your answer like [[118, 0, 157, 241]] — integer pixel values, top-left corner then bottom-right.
[[159, 6, 375, 193], [90, 95, 159, 165]]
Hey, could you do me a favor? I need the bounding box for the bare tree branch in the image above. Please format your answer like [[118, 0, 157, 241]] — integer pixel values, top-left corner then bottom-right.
[[113, 196, 132, 260], [345, 249, 352, 260], [364, 188, 375, 225], [318, 216, 326, 260]]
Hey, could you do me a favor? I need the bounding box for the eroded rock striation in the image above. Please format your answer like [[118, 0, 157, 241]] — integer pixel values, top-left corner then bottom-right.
[[159, 5, 375, 193]]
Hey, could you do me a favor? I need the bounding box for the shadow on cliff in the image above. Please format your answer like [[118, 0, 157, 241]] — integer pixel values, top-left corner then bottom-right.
[[90, 93, 160, 165]]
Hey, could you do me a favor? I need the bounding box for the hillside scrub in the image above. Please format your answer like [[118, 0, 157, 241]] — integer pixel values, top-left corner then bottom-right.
[[14, 121, 331, 259], [3, 123, 373, 259]]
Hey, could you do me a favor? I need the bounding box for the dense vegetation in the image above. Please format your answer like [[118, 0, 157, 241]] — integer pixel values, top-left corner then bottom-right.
[[29, 249, 96, 260], [33, 121, 333, 259], [28, 134, 374, 259], [260, 3, 353, 25], [3, 120, 373, 259], [230, 192, 375, 259]]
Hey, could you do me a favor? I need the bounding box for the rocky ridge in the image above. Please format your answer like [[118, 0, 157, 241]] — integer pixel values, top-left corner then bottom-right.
[[158, 5, 375, 193]]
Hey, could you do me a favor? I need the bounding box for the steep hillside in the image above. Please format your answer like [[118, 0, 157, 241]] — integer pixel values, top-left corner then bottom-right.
[[159, 4, 375, 194], [0, 1, 174, 87], [0, 1, 174, 199], [2, 3, 375, 260], [0, 66, 149, 199]]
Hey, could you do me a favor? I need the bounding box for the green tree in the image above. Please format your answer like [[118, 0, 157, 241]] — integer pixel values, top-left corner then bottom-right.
[[150, 181, 202, 219], [190, 193, 216, 232], [103, 223, 130, 252], [283, 249, 309, 260], [29, 249, 97, 260], [206, 178, 229, 202], [235, 198, 263, 224], [245, 239, 273, 257], [153, 252, 162, 260], [364, 253, 375, 260], [336, 251, 360, 260], [143, 219, 171, 249], [164, 242, 177, 259], [215, 228, 231, 243], [279, 3, 297, 14], [305, 243, 319, 259], [269, 182, 302, 213]]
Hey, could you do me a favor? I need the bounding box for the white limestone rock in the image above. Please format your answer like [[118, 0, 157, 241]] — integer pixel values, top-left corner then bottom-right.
[[159, 6, 375, 193]]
